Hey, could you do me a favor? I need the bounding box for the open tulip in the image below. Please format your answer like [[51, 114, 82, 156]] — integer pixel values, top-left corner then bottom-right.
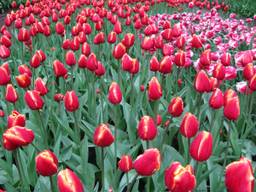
[[108, 82, 122, 105], [36, 150, 58, 176], [137, 116, 157, 141], [7, 110, 26, 128], [93, 124, 114, 147]]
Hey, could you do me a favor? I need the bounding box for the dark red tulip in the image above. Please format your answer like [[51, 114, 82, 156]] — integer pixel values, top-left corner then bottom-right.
[[148, 77, 162, 101], [3, 126, 34, 151], [64, 91, 79, 112], [24, 90, 44, 110], [118, 155, 133, 173], [168, 97, 184, 117], [133, 148, 161, 176], [180, 112, 199, 138], [53, 60, 68, 78], [93, 124, 114, 147], [189, 131, 213, 161], [165, 162, 196, 192], [5, 84, 18, 103], [108, 82, 122, 105], [7, 110, 26, 128], [209, 88, 224, 109], [150, 56, 159, 72], [36, 150, 58, 176], [137, 116, 157, 141]]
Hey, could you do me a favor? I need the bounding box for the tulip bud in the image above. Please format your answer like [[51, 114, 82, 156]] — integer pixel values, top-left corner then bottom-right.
[[24, 90, 44, 110], [154, 35, 164, 49], [93, 32, 105, 44], [249, 74, 256, 91], [118, 155, 133, 173], [150, 56, 159, 72], [164, 162, 196, 192], [159, 56, 173, 74], [133, 148, 161, 176], [141, 36, 154, 51], [243, 63, 255, 81], [114, 21, 122, 34], [191, 35, 203, 49], [16, 74, 31, 88], [53, 60, 68, 78], [137, 116, 157, 141], [174, 51, 185, 67], [17, 28, 30, 42], [209, 88, 224, 109], [121, 53, 133, 72], [36, 150, 58, 176], [220, 52, 231, 66], [3, 126, 34, 151], [81, 42, 91, 56], [57, 169, 84, 192], [189, 131, 213, 161], [86, 53, 98, 71], [225, 157, 254, 192], [0, 45, 10, 59], [5, 84, 18, 103], [121, 33, 135, 48], [0, 66, 10, 85], [224, 95, 240, 121], [194, 70, 211, 93], [108, 82, 122, 105], [78, 54, 87, 68], [18, 64, 32, 77], [175, 36, 185, 49], [148, 77, 162, 101], [30, 53, 41, 68], [65, 50, 76, 66], [55, 22, 65, 36], [168, 97, 184, 117], [64, 91, 79, 112], [162, 28, 172, 41], [7, 110, 26, 128], [93, 124, 114, 147], [36, 50, 46, 63], [180, 112, 199, 138], [107, 31, 117, 44], [54, 93, 64, 102], [213, 63, 225, 80], [34, 78, 48, 96], [113, 43, 126, 60], [199, 49, 211, 67]]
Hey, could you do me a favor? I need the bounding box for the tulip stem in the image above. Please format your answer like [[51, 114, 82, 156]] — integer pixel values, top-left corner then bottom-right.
[[37, 110, 48, 147], [146, 177, 150, 192], [101, 147, 105, 192], [50, 176, 56, 192], [126, 173, 129, 192], [187, 138, 191, 164], [14, 150, 29, 190], [129, 174, 139, 192], [73, 111, 80, 143]]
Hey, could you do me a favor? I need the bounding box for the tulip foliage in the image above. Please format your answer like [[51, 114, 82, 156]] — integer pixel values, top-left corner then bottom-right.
[[0, 0, 255, 192]]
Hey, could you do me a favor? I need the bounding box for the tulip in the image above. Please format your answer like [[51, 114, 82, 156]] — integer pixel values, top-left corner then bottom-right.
[[180, 112, 199, 138], [224, 95, 240, 121], [159, 56, 172, 74], [249, 74, 256, 91], [114, 21, 122, 34], [25, 90, 44, 109], [57, 169, 84, 192], [0, 35, 11, 47], [3, 126, 34, 150], [53, 60, 68, 78], [199, 49, 211, 67], [0, 66, 10, 85], [16, 74, 31, 88], [36, 150, 58, 176], [34, 78, 48, 96], [7, 110, 26, 128], [168, 97, 184, 117], [148, 77, 162, 101], [161, 28, 172, 41], [78, 55, 87, 68], [133, 148, 161, 176], [243, 63, 255, 80], [36, 50, 46, 63], [209, 88, 224, 109], [154, 35, 163, 49], [121, 53, 133, 72], [189, 131, 213, 161], [225, 157, 254, 192], [129, 58, 140, 74], [220, 52, 231, 66], [17, 28, 30, 42], [81, 42, 91, 56], [150, 56, 159, 72], [194, 70, 211, 93], [108, 82, 122, 105], [191, 35, 203, 49], [162, 44, 174, 56], [141, 36, 154, 51], [54, 93, 64, 102], [93, 32, 105, 44], [164, 161, 196, 192], [65, 50, 76, 66], [224, 89, 237, 105], [5, 84, 18, 103], [175, 36, 185, 49], [95, 61, 105, 77], [213, 63, 225, 80], [64, 91, 79, 112], [137, 116, 157, 141], [55, 22, 65, 36], [18, 64, 32, 77], [174, 51, 185, 67], [118, 155, 133, 173], [86, 53, 98, 71], [30, 53, 41, 68], [93, 124, 114, 147], [121, 33, 135, 48], [113, 42, 126, 60], [107, 31, 117, 44]]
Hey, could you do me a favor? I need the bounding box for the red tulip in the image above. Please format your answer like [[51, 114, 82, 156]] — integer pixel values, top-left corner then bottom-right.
[[137, 116, 157, 141], [118, 155, 133, 173], [36, 150, 58, 176], [225, 157, 254, 192], [65, 50, 76, 66], [0, 45, 10, 59], [180, 112, 199, 138], [3, 126, 34, 151], [133, 148, 161, 176], [81, 42, 91, 56], [148, 77, 162, 101], [191, 35, 203, 49], [213, 63, 225, 80], [108, 82, 122, 104], [121, 53, 133, 71], [189, 131, 213, 161], [150, 56, 159, 72], [53, 60, 68, 78], [168, 97, 184, 117], [17, 28, 30, 42], [224, 95, 240, 120], [220, 52, 231, 66], [114, 20, 122, 34], [164, 161, 196, 192], [161, 28, 172, 41], [174, 51, 185, 67], [54, 94, 64, 102], [95, 61, 105, 76], [93, 124, 114, 147], [141, 36, 154, 50], [194, 70, 211, 93], [94, 32, 105, 44], [224, 89, 237, 105], [107, 31, 117, 44], [113, 42, 126, 59], [64, 91, 79, 112], [121, 33, 135, 48], [57, 169, 84, 192], [243, 63, 255, 80], [209, 88, 224, 109], [55, 22, 65, 36], [34, 78, 48, 96], [0, 35, 12, 47], [249, 74, 256, 91], [7, 110, 26, 128], [162, 44, 174, 56], [159, 56, 172, 74], [129, 58, 140, 74], [24, 90, 44, 110], [199, 49, 211, 67], [35, 50, 46, 63], [18, 64, 32, 77], [86, 53, 98, 71], [154, 35, 164, 49], [16, 74, 31, 88], [5, 84, 18, 103], [78, 55, 87, 68], [175, 36, 185, 49], [0, 66, 10, 85], [30, 53, 41, 68]]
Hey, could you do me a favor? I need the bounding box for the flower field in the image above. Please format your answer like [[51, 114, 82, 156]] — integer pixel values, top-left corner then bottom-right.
[[0, 0, 255, 191]]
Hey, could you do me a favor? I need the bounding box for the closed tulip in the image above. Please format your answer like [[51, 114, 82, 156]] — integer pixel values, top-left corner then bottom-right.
[[17, 28, 30, 42], [24, 90, 44, 110], [137, 116, 157, 141], [7, 110, 26, 128], [93, 32, 105, 44], [199, 49, 211, 67], [168, 97, 184, 117], [113, 42, 126, 59], [57, 169, 84, 192], [30, 53, 41, 68], [225, 157, 254, 192], [53, 60, 68, 78], [93, 124, 114, 147], [121, 33, 135, 48], [174, 51, 185, 67], [180, 112, 199, 138], [189, 131, 213, 161], [213, 63, 225, 80], [159, 56, 173, 74], [0, 66, 10, 85], [224, 95, 240, 121], [86, 53, 98, 71], [118, 155, 133, 173], [16, 74, 31, 88], [107, 31, 117, 44], [194, 70, 211, 93], [64, 91, 79, 112], [65, 50, 76, 66], [34, 78, 48, 96], [150, 56, 159, 72], [5, 84, 18, 103], [148, 77, 162, 101], [108, 82, 122, 105], [3, 126, 34, 151], [133, 148, 161, 176], [18, 64, 32, 77], [36, 150, 58, 176], [164, 162, 196, 192], [249, 74, 256, 91], [209, 88, 224, 109]]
